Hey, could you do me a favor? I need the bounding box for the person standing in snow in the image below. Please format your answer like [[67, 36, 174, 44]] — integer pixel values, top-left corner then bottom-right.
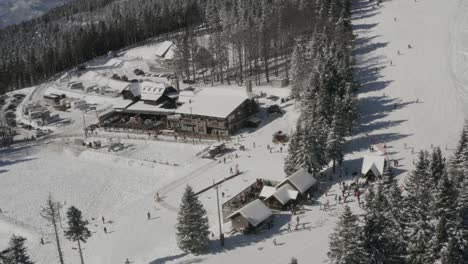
[[125, 258, 130, 264], [296, 216, 300, 224], [102, 216, 105, 224], [273, 238, 277, 246], [288, 223, 291, 232], [104, 227, 107, 234], [147, 212, 151, 220]]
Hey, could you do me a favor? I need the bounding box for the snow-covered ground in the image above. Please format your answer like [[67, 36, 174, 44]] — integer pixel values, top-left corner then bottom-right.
[[1, 0, 468, 263]]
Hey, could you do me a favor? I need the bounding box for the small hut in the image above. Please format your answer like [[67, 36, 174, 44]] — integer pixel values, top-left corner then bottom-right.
[[227, 199, 273, 234], [361, 155, 386, 180]]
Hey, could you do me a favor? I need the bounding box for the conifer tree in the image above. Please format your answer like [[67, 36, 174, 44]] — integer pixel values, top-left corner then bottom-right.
[[1, 235, 34, 264], [326, 114, 345, 173], [440, 235, 464, 264], [363, 183, 404, 264], [284, 123, 305, 175], [328, 206, 367, 264], [404, 151, 435, 264], [176, 185, 210, 254], [429, 147, 445, 186], [64, 206, 92, 264]]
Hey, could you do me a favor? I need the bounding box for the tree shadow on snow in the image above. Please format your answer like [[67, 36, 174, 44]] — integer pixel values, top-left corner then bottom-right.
[[346, 132, 412, 153], [149, 253, 189, 264]]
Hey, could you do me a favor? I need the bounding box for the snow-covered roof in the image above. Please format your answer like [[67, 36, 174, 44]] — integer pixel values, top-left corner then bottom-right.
[[270, 183, 299, 205], [155, 41, 173, 57], [227, 199, 272, 227], [125, 101, 175, 114], [96, 78, 130, 93], [259, 186, 276, 198], [164, 45, 175, 60], [278, 168, 317, 194], [140, 82, 171, 102], [361, 155, 386, 176], [175, 88, 253, 118]]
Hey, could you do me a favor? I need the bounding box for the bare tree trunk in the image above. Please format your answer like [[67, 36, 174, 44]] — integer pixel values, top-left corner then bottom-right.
[[78, 240, 85, 264], [237, 44, 243, 85], [41, 195, 65, 264], [52, 214, 64, 264]]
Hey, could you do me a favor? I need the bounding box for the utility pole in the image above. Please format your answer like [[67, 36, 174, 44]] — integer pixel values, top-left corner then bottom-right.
[[82, 111, 87, 138], [214, 179, 224, 247]]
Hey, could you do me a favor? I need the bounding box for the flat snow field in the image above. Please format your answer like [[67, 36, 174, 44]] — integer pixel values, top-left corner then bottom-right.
[[1, 0, 468, 263]]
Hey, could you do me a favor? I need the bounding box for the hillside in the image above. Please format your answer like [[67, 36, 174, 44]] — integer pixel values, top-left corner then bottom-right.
[[0, 0, 70, 28]]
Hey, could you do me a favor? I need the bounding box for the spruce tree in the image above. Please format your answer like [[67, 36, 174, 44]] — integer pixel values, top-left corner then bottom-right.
[[440, 236, 464, 264], [326, 114, 345, 173], [404, 151, 435, 264], [429, 147, 445, 187], [284, 123, 305, 175], [176, 185, 210, 254], [328, 206, 367, 264], [2, 235, 34, 264], [64, 206, 92, 264], [363, 183, 404, 264]]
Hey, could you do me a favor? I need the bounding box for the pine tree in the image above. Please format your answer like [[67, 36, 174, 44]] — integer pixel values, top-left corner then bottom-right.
[[176, 185, 210, 254], [362, 183, 404, 264], [290, 41, 307, 99], [440, 235, 464, 264], [404, 151, 435, 264], [429, 147, 445, 186], [1, 235, 34, 264], [284, 122, 305, 175], [326, 113, 345, 173], [328, 206, 367, 264], [64, 206, 92, 264]]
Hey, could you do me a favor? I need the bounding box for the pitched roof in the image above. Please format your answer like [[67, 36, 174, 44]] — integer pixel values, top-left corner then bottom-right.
[[140, 82, 171, 102], [175, 88, 253, 118], [278, 168, 317, 194], [227, 199, 272, 227], [269, 183, 299, 205], [361, 155, 386, 176], [155, 41, 173, 57], [259, 186, 276, 198]]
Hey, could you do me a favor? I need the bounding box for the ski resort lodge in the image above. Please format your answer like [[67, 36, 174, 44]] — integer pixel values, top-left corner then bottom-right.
[[168, 88, 258, 137], [100, 83, 258, 137]]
